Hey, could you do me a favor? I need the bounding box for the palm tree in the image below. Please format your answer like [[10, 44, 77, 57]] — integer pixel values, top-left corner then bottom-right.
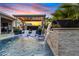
[[53, 3, 79, 20], [60, 3, 74, 19], [51, 3, 79, 28], [53, 9, 65, 20], [71, 3, 79, 19], [60, 3, 79, 20]]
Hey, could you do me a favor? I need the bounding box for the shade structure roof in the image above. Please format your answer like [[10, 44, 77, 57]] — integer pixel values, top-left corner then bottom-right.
[[13, 14, 45, 22]]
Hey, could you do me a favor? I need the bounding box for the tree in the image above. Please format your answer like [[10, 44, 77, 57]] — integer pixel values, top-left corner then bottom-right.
[[53, 3, 79, 20], [71, 3, 79, 19], [53, 9, 64, 20]]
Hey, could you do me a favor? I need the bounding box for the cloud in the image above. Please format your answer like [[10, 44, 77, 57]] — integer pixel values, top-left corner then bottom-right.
[[0, 3, 60, 15]]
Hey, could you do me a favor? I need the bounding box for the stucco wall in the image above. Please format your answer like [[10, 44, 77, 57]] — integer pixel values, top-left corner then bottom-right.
[[46, 31, 58, 56], [0, 16, 1, 34], [46, 28, 79, 56]]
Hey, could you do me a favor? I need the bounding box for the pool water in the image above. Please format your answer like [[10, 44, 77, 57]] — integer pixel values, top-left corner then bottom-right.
[[0, 35, 53, 56]]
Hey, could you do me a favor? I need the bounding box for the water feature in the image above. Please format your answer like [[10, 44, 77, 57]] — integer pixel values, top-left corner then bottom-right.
[[0, 31, 53, 56]]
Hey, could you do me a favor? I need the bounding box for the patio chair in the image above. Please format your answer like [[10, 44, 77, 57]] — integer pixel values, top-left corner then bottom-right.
[[24, 30, 29, 36], [30, 30, 36, 37]]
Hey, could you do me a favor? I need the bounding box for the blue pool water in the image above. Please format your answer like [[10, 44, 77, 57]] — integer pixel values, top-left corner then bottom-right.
[[0, 35, 53, 56]]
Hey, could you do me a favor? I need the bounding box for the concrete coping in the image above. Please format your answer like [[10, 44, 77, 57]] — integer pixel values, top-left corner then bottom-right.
[[52, 28, 79, 30], [0, 34, 20, 41]]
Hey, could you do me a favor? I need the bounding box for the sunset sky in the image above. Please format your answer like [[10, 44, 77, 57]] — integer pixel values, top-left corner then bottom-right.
[[0, 3, 61, 16]]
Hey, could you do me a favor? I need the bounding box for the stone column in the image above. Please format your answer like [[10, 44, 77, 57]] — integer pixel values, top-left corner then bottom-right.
[[0, 16, 1, 34]]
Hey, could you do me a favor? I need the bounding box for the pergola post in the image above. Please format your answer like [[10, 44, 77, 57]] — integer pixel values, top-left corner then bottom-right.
[[42, 17, 45, 34]]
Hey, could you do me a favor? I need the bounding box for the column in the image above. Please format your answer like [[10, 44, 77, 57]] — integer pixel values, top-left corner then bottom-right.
[[42, 17, 45, 34], [0, 16, 1, 34], [12, 20, 15, 33]]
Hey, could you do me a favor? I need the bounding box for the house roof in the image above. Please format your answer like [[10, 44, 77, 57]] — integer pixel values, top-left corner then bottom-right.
[[0, 12, 16, 20]]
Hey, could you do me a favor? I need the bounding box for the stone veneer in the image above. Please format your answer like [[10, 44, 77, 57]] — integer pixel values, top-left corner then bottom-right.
[[46, 28, 79, 56]]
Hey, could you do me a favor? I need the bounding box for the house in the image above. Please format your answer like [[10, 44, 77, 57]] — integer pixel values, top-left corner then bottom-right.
[[0, 12, 16, 34]]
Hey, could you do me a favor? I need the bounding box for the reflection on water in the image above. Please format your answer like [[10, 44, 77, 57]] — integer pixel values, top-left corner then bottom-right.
[[0, 34, 53, 56]]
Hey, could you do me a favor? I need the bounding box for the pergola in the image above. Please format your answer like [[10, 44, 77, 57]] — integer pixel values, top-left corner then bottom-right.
[[14, 14, 45, 26], [13, 14, 45, 30]]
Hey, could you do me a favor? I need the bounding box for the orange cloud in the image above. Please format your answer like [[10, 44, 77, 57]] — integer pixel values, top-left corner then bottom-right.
[[15, 10, 40, 14]]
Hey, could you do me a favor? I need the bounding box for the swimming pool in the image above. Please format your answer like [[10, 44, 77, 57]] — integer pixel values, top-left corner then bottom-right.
[[0, 34, 53, 56]]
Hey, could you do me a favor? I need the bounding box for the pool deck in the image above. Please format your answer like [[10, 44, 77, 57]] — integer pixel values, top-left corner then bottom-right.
[[0, 34, 15, 40]]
